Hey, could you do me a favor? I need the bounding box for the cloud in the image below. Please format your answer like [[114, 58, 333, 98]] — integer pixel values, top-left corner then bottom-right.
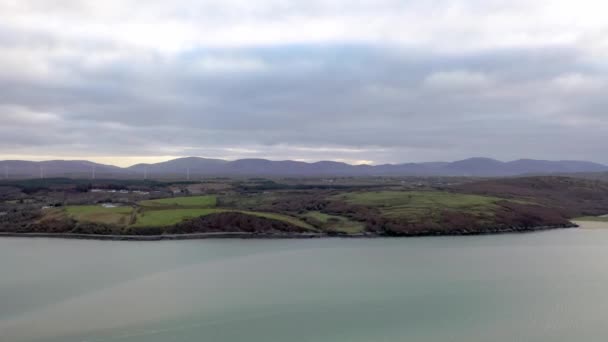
[[191, 56, 268, 73], [0, 1, 607, 165], [423, 70, 493, 90], [552, 73, 606, 92]]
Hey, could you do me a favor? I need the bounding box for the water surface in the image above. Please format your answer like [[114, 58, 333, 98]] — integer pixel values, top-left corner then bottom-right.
[[2, 226, 608, 341]]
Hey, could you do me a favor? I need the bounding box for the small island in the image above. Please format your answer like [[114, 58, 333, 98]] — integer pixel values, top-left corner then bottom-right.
[[2, 176, 608, 240]]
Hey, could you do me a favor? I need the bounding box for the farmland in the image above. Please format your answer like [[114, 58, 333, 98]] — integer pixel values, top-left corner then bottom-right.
[[132, 207, 313, 229], [1, 175, 606, 237], [140, 195, 217, 208], [58, 194, 312, 231], [334, 191, 502, 222], [66, 205, 134, 225], [133, 208, 224, 227]]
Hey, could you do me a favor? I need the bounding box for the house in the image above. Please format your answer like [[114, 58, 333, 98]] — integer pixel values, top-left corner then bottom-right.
[[169, 186, 183, 195]]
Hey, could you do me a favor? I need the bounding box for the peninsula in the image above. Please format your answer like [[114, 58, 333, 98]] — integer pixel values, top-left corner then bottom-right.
[[2, 172, 608, 239]]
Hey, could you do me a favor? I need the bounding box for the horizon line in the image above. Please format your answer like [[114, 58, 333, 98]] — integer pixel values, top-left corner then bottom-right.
[[0, 156, 606, 169]]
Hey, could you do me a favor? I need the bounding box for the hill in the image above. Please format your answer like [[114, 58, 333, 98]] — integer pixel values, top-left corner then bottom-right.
[[1, 157, 607, 179], [454, 176, 608, 217], [0, 160, 130, 179]]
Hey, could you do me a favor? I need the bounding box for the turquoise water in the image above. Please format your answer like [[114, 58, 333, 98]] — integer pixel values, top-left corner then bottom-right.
[[2, 226, 608, 341]]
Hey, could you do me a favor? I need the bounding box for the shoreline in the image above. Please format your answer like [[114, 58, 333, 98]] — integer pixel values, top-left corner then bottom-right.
[[0, 232, 332, 241], [0, 224, 578, 241], [573, 220, 608, 229]]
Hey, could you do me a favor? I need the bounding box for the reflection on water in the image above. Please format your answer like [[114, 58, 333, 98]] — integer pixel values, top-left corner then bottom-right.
[[2, 225, 608, 342]]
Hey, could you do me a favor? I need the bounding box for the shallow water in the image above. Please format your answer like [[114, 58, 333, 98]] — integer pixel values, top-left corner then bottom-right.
[[2, 226, 608, 342]]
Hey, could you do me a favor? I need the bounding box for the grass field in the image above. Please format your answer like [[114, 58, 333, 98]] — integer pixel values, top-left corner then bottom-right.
[[65, 195, 316, 230], [66, 205, 134, 225], [303, 211, 365, 233], [132, 208, 226, 227], [139, 195, 217, 208], [133, 209, 313, 229], [334, 191, 502, 222], [218, 193, 280, 210], [63, 191, 501, 230]]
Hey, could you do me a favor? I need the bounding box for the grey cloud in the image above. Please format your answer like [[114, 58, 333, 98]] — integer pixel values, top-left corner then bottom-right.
[[0, 2, 607, 165]]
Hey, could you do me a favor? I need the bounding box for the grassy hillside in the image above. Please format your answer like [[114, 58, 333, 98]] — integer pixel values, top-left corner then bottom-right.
[[303, 211, 365, 234], [5, 177, 591, 237], [132, 207, 313, 229], [239, 210, 314, 229], [133, 208, 224, 227], [333, 191, 501, 223], [455, 176, 608, 217], [139, 195, 217, 208], [323, 189, 571, 235], [66, 205, 134, 225], [60, 195, 312, 231]]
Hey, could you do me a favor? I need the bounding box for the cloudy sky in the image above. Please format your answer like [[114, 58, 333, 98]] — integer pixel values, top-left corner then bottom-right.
[[1, 0, 607, 166]]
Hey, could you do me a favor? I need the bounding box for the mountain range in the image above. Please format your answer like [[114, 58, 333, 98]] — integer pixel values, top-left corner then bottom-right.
[[0, 157, 607, 179]]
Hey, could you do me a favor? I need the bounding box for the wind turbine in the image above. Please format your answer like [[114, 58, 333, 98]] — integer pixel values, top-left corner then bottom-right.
[[187, 167, 190, 181], [92, 164, 96, 180], [4, 165, 7, 180], [40, 165, 44, 179]]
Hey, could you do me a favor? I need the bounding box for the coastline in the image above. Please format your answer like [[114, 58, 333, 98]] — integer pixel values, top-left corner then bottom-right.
[[573, 220, 608, 229], [0, 232, 331, 241], [0, 224, 578, 241]]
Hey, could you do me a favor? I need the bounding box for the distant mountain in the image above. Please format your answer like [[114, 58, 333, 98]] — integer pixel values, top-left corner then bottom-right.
[[1, 157, 607, 179], [506, 159, 608, 174], [428, 158, 608, 177], [441, 158, 507, 177], [0, 160, 129, 179], [129, 157, 227, 176]]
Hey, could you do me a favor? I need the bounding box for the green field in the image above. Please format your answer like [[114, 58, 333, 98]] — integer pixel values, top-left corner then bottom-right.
[[304, 211, 365, 234], [63, 194, 313, 230], [66, 205, 134, 225], [62, 191, 501, 231], [139, 195, 217, 208], [132, 208, 226, 227], [133, 208, 313, 229], [334, 191, 502, 222]]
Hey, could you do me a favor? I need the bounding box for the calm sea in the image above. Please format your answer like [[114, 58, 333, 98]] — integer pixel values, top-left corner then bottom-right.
[[2, 225, 608, 342]]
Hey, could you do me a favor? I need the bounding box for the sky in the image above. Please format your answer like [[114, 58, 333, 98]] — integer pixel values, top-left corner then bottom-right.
[[0, 0, 607, 167]]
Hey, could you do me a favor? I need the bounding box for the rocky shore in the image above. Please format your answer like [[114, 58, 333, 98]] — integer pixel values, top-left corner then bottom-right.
[[0, 223, 577, 241]]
